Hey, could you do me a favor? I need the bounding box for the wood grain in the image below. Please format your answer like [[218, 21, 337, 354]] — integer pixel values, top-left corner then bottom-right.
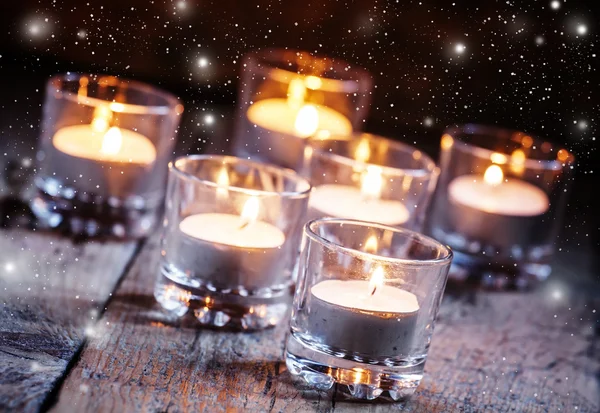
[[0, 230, 138, 412], [50, 233, 600, 413]]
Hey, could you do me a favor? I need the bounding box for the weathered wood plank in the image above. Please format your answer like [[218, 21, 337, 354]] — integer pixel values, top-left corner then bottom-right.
[[0, 230, 138, 412], [51, 233, 600, 412]]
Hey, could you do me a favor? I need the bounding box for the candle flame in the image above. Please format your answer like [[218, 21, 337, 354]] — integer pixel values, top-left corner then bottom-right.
[[287, 78, 306, 108], [91, 105, 113, 133], [216, 167, 230, 200], [364, 235, 378, 253], [441, 134, 454, 150], [361, 165, 383, 199], [509, 149, 526, 175], [240, 196, 260, 228], [483, 164, 504, 187], [305, 75, 322, 90], [490, 152, 508, 165], [368, 266, 385, 296], [354, 138, 370, 164], [294, 104, 319, 138], [100, 127, 123, 156]]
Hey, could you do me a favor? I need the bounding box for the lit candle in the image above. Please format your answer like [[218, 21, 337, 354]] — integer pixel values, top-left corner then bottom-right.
[[446, 160, 550, 249], [307, 266, 420, 356], [179, 197, 285, 249], [170, 196, 287, 291], [243, 77, 352, 169], [45, 105, 157, 198], [448, 164, 549, 216], [309, 164, 410, 226]]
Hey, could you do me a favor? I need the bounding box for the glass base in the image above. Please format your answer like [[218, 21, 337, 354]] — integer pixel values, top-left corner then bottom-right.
[[154, 263, 291, 330], [31, 178, 161, 239], [285, 334, 424, 401], [448, 249, 551, 290]]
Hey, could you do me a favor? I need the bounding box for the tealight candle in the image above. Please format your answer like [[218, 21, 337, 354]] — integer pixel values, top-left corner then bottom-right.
[[286, 219, 452, 399], [46, 106, 157, 198], [448, 165, 549, 216], [243, 77, 352, 169], [155, 155, 311, 329], [447, 163, 550, 250], [172, 197, 286, 291], [308, 266, 420, 356], [309, 165, 410, 226]]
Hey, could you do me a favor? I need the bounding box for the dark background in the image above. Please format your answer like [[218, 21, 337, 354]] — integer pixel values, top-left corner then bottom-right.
[[0, 0, 597, 283]]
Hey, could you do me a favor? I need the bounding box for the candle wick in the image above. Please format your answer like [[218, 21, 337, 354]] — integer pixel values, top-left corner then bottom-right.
[[239, 220, 250, 230], [370, 284, 377, 296]]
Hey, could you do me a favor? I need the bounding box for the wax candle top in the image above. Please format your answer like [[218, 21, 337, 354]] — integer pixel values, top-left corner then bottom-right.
[[311, 279, 419, 314], [53, 124, 156, 164], [247, 99, 352, 138], [448, 165, 549, 216], [179, 213, 285, 249]]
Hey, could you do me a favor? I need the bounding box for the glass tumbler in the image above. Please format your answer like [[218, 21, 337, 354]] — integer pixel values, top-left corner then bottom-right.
[[286, 218, 452, 401], [33, 73, 183, 238], [233, 48, 372, 170], [426, 124, 575, 289], [155, 155, 311, 330], [302, 134, 439, 231]]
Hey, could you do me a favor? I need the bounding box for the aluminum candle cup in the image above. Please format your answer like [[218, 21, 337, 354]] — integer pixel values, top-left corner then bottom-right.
[[233, 48, 372, 170], [286, 219, 453, 401], [33, 73, 183, 238], [426, 124, 575, 289], [154, 155, 311, 330], [303, 134, 439, 231]]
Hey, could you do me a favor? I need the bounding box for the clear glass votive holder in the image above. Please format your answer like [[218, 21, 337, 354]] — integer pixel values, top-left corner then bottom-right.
[[426, 124, 575, 289], [302, 134, 439, 231], [154, 155, 311, 330], [233, 48, 372, 170], [32, 73, 183, 238], [286, 218, 452, 400]]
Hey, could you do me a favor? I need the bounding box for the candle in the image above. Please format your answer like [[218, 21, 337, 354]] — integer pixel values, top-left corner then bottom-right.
[[243, 77, 352, 169], [44, 106, 157, 198], [307, 266, 420, 356], [309, 165, 410, 226], [448, 165, 549, 216], [179, 197, 285, 249], [446, 163, 550, 249], [53, 125, 156, 164], [169, 197, 287, 291]]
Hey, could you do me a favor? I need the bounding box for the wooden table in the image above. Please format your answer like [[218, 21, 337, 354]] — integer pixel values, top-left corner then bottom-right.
[[0, 225, 598, 413]]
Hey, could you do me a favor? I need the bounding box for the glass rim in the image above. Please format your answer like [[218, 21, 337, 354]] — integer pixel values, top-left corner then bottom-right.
[[170, 154, 312, 198], [305, 218, 453, 267], [444, 124, 575, 170], [47, 73, 183, 116], [309, 133, 438, 178], [244, 48, 372, 94]]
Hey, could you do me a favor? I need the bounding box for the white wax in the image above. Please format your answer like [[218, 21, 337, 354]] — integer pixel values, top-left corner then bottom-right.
[[309, 184, 410, 225], [448, 174, 549, 216], [179, 213, 285, 249], [52, 124, 156, 164], [246, 98, 352, 137], [311, 279, 419, 314]]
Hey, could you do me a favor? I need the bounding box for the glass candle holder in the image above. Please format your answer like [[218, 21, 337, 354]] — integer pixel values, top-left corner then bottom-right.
[[286, 218, 452, 401], [426, 124, 575, 289], [154, 155, 311, 330], [233, 48, 372, 170], [32, 73, 183, 238], [302, 134, 438, 231]]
